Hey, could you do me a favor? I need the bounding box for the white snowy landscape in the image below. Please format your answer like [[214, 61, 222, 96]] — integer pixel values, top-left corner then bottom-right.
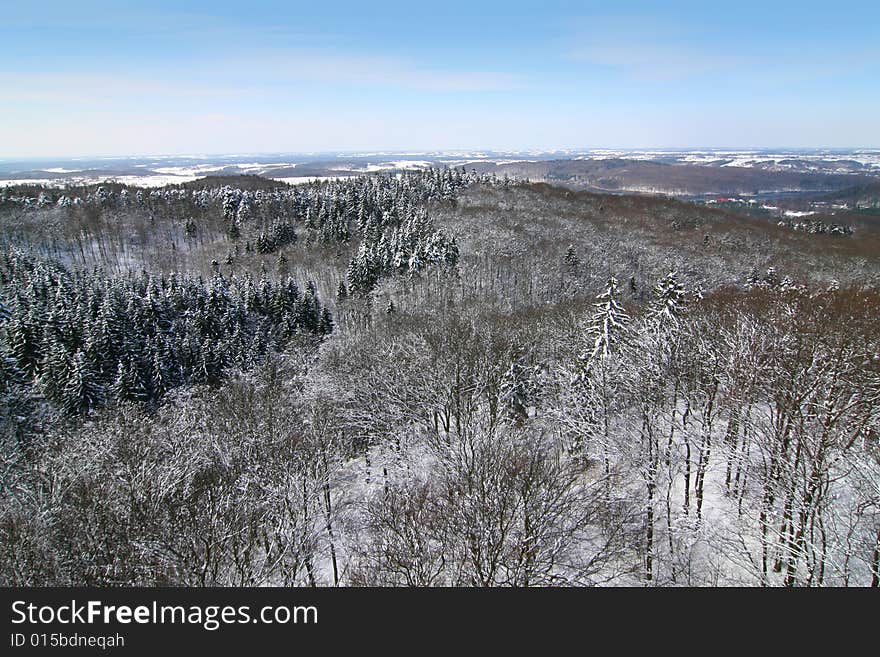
[[1, 157, 879, 586], [3, 0, 879, 591], [3, 148, 880, 189]]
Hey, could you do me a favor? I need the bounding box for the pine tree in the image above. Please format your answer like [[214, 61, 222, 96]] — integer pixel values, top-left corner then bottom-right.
[[38, 338, 70, 405], [564, 245, 580, 274], [111, 358, 148, 404], [6, 315, 40, 378], [746, 267, 760, 288], [500, 357, 532, 426], [151, 347, 167, 400], [0, 293, 9, 325], [62, 350, 103, 415], [584, 276, 631, 364], [318, 307, 334, 335], [648, 270, 686, 334], [236, 192, 253, 224]]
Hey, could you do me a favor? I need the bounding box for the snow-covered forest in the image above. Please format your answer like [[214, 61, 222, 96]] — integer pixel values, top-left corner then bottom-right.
[[0, 170, 878, 586]]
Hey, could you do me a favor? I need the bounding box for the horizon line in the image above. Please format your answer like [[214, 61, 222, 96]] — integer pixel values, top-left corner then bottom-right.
[[3, 145, 880, 162]]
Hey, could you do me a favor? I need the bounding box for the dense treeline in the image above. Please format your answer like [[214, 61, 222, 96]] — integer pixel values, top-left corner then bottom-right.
[[0, 167, 479, 253], [0, 169, 481, 309], [0, 249, 332, 418], [776, 217, 854, 236]]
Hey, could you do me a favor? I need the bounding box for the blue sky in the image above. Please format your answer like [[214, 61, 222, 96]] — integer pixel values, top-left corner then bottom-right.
[[2, 0, 878, 157]]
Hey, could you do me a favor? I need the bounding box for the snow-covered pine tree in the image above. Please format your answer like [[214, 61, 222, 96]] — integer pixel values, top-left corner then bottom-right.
[[236, 191, 254, 225], [318, 307, 334, 335], [6, 314, 41, 379], [564, 244, 580, 274], [62, 350, 103, 416], [762, 266, 780, 289], [648, 270, 686, 335], [568, 277, 631, 465], [500, 357, 533, 426], [745, 267, 760, 289], [584, 276, 631, 365], [111, 358, 148, 404]]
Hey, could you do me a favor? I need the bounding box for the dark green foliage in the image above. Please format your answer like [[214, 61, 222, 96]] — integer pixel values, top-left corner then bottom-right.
[[564, 244, 580, 273], [256, 219, 297, 254], [346, 209, 460, 295], [0, 249, 332, 415]]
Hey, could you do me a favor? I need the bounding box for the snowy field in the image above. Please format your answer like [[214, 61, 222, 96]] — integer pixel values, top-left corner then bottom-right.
[[2, 149, 878, 189]]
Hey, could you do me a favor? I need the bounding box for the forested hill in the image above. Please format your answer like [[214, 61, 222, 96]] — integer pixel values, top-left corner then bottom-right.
[[1, 171, 878, 587], [432, 181, 880, 305], [462, 158, 879, 196]]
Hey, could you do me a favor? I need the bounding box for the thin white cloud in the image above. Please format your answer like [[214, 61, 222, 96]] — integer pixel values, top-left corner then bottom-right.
[[290, 60, 520, 92], [0, 51, 526, 110], [0, 72, 248, 106], [569, 38, 880, 83], [570, 43, 743, 81]]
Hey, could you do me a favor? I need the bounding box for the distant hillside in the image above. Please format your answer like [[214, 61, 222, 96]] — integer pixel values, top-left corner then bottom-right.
[[819, 181, 880, 206], [466, 158, 878, 197], [181, 174, 292, 191], [432, 182, 880, 298]]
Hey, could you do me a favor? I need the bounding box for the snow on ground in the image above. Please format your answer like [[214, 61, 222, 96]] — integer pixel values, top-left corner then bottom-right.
[[271, 176, 350, 185], [152, 162, 300, 176], [0, 174, 203, 188], [234, 162, 301, 172], [0, 171, 343, 189], [447, 159, 538, 165], [570, 149, 880, 172], [363, 160, 434, 172], [100, 174, 204, 187], [3, 149, 878, 190], [0, 179, 59, 187], [152, 165, 226, 176]]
